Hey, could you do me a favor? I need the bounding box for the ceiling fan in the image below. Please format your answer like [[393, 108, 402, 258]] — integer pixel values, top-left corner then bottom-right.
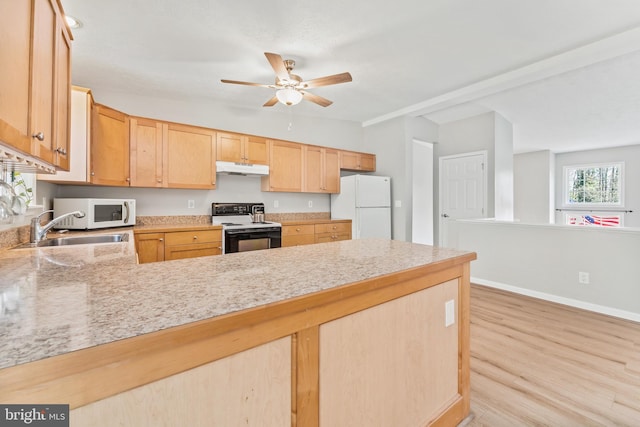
[[221, 52, 352, 107]]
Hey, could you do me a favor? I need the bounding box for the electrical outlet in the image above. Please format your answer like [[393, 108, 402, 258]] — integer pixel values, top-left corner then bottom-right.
[[274, 200, 279, 208], [445, 300, 455, 327], [187, 200, 195, 209], [308, 200, 313, 208], [578, 272, 590, 284]]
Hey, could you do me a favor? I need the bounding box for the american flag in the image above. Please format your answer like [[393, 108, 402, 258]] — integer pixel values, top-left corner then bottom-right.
[[568, 214, 620, 227]]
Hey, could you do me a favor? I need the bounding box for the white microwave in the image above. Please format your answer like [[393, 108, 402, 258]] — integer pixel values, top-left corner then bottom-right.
[[53, 198, 136, 230]]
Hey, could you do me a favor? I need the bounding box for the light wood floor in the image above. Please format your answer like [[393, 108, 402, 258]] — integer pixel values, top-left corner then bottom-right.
[[465, 285, 640, 426]]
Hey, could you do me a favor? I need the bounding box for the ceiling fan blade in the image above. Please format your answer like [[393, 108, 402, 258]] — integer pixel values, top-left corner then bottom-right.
[[264, 52, 290, 82], [300, 91, 333, 107], [301, 72, 352, 89], [220, 79, 273, 88], [263, 96, 278, 107]]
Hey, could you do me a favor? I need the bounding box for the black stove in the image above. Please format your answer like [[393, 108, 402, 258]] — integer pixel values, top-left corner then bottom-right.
[[211, 203, 282, 253]]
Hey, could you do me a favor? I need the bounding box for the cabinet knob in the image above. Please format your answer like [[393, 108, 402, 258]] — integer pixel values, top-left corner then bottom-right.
[[91, 171, 95, 176], [332, 226, 337, 229], [157, 179, 162, 183], [32, 132, 45, 141], [159, 238, 164, 242], [193, 236, 198, 239], [126, 177, 130, 182], [55, 147, 67, 155], [296, 228, 301, 231]]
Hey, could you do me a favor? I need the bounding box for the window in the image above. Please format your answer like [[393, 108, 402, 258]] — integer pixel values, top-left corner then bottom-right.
[[564, 162, 623, 207], [2, 171, 36, 208]]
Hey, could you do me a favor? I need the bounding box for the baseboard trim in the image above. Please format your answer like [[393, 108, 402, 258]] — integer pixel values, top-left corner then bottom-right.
[[471, 277, 640, 323]]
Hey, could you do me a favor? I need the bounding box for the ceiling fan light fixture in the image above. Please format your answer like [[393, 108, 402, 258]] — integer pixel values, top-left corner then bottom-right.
[[276, 88, 303, 106]]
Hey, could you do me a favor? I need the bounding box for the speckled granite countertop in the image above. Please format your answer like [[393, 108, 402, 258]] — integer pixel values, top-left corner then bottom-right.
[[0, 236, 473, 370]]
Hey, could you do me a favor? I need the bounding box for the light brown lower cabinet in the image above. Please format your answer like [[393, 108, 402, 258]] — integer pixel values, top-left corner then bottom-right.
[[135, 228, 222, 263], [282, 220, 352, 247], [68, 278, 465, 426]]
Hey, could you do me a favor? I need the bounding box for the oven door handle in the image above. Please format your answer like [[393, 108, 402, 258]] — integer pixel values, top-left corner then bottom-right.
[[225, 227, 281, 235]]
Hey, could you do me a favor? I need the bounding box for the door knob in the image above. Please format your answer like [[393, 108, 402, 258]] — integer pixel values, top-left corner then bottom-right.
[[442, 213, 450, 218]]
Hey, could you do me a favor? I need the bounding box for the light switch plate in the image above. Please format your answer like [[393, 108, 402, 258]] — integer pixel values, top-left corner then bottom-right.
[[445, 300, 455, 327]]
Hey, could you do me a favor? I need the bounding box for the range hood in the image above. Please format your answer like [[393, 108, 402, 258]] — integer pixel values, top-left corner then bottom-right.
[[216, 161, 269, 176]]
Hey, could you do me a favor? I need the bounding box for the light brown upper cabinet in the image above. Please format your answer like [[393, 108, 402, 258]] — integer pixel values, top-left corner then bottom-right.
[[0, 0, 72, 169], [38, 86, 93, 183], [164, 123, 216, 189], [261, 140, 303, 192], [91, 104, 130, 186], [130, 117, 163, 187], [216, 132, 269, 165], [304, 145, 340, 193], [339, 150, 376, 172]]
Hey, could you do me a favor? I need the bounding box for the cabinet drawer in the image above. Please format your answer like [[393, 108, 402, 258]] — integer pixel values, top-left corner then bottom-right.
[[164, 229, 221, 245], [314, 222, 351, 234], [165, 243, 222, 261], [282, 234, 316, 247], [282, 224, 315, 236], [315, 232, 351, 244]]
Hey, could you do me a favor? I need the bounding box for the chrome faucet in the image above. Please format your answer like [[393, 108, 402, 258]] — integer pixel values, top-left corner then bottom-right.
[[30, 210, 85, 244]]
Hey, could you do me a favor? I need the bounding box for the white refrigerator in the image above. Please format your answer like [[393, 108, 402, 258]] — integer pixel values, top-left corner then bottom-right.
[[331, 175, 391, 239]]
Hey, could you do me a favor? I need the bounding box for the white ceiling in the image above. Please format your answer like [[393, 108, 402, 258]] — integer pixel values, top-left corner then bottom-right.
[[61, 0, 640, 153]]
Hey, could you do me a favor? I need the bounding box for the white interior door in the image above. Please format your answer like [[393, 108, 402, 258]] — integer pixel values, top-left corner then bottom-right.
[[439, 152, 487, 246]]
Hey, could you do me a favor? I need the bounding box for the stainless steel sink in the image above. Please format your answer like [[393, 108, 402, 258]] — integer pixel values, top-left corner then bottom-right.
[[13, 233, 129, 249]]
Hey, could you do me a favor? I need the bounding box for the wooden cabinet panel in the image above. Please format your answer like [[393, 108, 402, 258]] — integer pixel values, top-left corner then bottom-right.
[[216, 132, 243, 163], [304, 146, 340, 194], [165, 123, 216, 189], [314, 222, 351, 234], [340, 150, 376, 172], [53, 14, 71, 170], [217, 132, 269, 165], [244, 135, 269, 165], [282, 221, 351, 247], [0, 0, 32, 153], [164, 230, 221, 246], [136, 228, 222, 264], [282, 224, 315, 247], [135, 233, 165, 264], [319, 279, 459, 426], [261, 140, 303, 192], [91, 104, 130, 186], [304, 145, 323, 193], [38, 86, 93, 183], [130, 117, 163, 187], [324, 149, 340, 193], [165, 244, 221, 261], [70, 337, 291, 426], [315, 220, 352, 243], [29, 0, 57, 165]]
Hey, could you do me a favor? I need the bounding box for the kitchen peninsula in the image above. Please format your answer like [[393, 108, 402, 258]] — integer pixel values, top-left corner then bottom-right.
[[0, 235, 475, 426]]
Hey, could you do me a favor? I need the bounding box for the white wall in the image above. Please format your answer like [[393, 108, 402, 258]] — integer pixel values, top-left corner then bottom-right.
[[514, 150, 555, 224], [52, 175, 329, 216], [362, 116, 437, 242], [451, 220, 640, 322], [493, 113, 514, 220], [435, 112, 515, 243], [412, 140, 434, 245], [554, 144, 640, 227]]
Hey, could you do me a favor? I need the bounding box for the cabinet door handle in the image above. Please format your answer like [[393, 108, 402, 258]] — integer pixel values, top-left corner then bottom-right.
[[55, 147, 67, 155], [193, 236, 198, 240], [32, 132, 45, 141], [125, 177, 130, 182], [296, 228, 301, 231], [159, 238, 164, 242]]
